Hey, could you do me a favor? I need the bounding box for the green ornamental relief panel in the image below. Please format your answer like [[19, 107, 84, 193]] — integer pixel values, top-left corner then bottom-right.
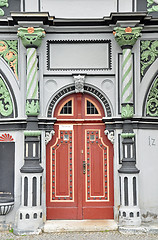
[[0, 0, 8, 16], [147, 0, 158, 13], [140, 40, 158, 80], [0, 40, 18, 80], [146, 77, 158, 117], [26, 99, 40, 116], [0, 77, 13, 117]]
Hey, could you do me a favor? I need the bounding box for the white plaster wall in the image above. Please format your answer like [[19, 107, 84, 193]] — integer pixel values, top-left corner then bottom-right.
[[137, 129, 158, 217], [41, 0, 117, 18], [40, 32, 117, 118]]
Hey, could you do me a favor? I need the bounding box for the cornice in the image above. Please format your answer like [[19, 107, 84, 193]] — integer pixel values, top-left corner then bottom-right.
[[0, 12, 155, 32]]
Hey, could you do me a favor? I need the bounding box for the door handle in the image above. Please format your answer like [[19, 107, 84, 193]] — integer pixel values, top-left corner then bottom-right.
[[83, 161, 86, 174]]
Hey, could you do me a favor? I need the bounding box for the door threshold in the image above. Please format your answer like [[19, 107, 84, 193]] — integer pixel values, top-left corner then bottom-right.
[[44, 220, 118, 232]]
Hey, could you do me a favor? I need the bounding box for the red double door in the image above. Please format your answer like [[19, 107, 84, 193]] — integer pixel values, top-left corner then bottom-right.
[[46, 93, 114, 219]]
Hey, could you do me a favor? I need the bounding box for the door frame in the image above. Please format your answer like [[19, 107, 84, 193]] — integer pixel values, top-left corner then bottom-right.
[[46, 93, 114, 220]]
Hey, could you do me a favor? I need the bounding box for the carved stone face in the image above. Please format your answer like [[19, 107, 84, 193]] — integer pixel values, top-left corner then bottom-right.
[[75, 80, 84, 93]]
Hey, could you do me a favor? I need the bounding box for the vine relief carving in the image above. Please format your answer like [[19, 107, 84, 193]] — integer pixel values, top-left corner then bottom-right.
[[0, 0, 8, 16], [0, 40, 18, 80], [146, 77, 158, 117], [0, 77, 13, 117], [140, 40, 158, 79], [147, 0, 158, 13]]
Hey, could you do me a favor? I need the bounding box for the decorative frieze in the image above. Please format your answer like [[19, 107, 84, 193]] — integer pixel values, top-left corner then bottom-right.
[[146, 77, 158, 117], [0, 40, 18, 80], [140, 40, 158, 79], [0, 77, 13, 117]]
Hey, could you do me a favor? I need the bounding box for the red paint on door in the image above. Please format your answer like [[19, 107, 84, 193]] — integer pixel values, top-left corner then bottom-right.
[[46, 93, 114, 219]]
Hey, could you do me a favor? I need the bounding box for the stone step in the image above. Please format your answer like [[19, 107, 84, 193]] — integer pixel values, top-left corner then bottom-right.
[[44, 220, 118, 233]]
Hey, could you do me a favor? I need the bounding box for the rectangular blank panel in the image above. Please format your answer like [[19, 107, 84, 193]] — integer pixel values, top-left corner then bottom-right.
[[48, 40, 111, 71], [0, 142, 15, 196]]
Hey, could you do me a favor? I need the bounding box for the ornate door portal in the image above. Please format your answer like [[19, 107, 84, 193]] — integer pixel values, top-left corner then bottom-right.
[[46, 93, 114, 219]]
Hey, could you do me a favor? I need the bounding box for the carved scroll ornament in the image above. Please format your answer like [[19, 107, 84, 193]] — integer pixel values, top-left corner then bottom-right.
[[0, 77, 13, 117]]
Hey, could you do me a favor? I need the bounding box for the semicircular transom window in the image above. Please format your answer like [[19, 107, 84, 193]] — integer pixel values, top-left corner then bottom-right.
[[59, 99, 72, 115], [86, 99, 100, 115]]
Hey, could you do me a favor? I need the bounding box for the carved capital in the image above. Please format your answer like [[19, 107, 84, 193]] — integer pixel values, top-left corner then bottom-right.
[[26, 99, 40, 116], [17, 27, 45, 49], [45, 130, 55, 144], [104, 129, 114, 144], [121, 104, 134, 119], [73, 75, 85, 93], [113, 27, 142, 48]]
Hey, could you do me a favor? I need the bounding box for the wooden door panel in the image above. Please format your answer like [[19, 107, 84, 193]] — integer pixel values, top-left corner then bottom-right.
[[46, 127, 77, 219], [83, 127, 114, 219], [47, 207, 78, 220], [84, 129, 110, 202], [83, 207, 114, 219], [51, 130, 74, 202]]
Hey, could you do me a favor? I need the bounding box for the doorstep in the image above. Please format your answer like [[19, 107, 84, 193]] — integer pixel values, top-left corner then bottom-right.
[[44, 220, 118, 232], [119, 222, 158, 234]]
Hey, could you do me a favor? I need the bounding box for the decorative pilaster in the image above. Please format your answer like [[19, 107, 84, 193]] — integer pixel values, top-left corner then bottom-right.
[[15, 27, 45, 234], [118, 122, 141, 226], [18, 27, 45, 116], [113, 27, 142, 118], [114, 26, 142, 226]]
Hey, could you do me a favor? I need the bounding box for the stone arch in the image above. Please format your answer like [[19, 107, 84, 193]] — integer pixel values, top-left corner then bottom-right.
[[143, 73, 158, 117], [0, 69, 18, 118], [47, 84, 113, 118], [137, 59, 158, 116]]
